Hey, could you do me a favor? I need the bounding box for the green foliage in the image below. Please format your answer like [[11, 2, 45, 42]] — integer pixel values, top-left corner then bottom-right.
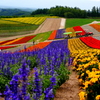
[[0, 75, 10, 93], [10, 64, 20, 76], [64, 12, 74, 18], [56, 63, 70, 86], [65, 18, 100, 28], [0, 8, 31, 16], [29, 31, 52, 42], [40, 75, 52, 89], [28, 56, 38, 70]]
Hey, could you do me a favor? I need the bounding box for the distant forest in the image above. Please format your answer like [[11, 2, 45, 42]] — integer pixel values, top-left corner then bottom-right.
[[31, 6, 100, 18]]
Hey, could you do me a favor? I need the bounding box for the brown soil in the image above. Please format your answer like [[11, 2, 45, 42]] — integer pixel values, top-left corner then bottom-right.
[[54, 66, 80, 100]]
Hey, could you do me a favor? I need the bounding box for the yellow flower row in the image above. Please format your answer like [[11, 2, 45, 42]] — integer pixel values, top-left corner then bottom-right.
[[2, 16, 58, 25], [68, 38, 91, 57], [66, 27, 76, 37], [72, 49, 100, 100]]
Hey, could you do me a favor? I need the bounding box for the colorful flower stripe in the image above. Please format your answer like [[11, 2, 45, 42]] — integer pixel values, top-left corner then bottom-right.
[[55, 29, 65, 39], [20, 41, 52, 52], [9, 35, 36, 45], [66, 27, 76, 37], [0, 46, 16, 50], [68, 38, 91, 57], [48, 30, 57, 40], [2, 37, 24, 45], [89, 24, 100, 32], [0, 39, 15, 45], [72, 49, 100, 100], [80, 36, 100, 49], [73, 26, 86, 35]]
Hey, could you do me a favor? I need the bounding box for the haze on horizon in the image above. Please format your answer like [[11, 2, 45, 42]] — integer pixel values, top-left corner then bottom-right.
[[0, 0, 100, 10]]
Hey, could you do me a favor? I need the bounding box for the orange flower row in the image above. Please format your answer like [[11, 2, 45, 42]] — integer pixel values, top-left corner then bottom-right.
[[48, 30, 57, 40], [20, 41, 52, 52], [90, 24, 100, 32]]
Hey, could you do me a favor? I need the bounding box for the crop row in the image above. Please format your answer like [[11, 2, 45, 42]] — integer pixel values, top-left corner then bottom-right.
[[68, 38, 90, 57], [90, 24, 100, 32], [0, 35, 36, 46], [2, 16, 57, 25], [20, 41, 52, 52], [80, 36, 100, 49]]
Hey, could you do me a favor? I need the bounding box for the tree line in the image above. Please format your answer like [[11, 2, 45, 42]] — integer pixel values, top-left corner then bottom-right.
[[31, 6, 100, 18]]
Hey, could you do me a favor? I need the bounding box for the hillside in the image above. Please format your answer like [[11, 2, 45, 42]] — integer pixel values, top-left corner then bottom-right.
[[0, 8, 31, 16]]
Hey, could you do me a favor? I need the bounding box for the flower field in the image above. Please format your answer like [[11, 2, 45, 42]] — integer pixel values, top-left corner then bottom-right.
[[66, 27, 76, 37], [0, 46, 16, 50], [48, 30, 57, 40], [0, 35, 36, 46], [2, 16, 58, 25], [80, 36, 100, 49], [1, 18, 100, 100], [0, 39, 70, 100], [89, 24, 100, 32], [73, 49, 100, 100]]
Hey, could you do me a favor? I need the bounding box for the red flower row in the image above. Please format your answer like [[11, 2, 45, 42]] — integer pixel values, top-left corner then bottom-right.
[[10, 35, 36, 45], [80, 36, 100, 49], [0, 46, 16, 50], [73, 26, 86, 35], [48, 30, 57, 40], [0, 39, 15, 45], [20, 41, 52, 52]]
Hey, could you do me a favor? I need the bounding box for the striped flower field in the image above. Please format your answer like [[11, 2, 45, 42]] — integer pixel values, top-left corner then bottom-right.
[[1, 21, 100, 100]]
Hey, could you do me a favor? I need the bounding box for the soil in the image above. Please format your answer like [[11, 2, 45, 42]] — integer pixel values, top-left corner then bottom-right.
[[54, 66, 80, 100]]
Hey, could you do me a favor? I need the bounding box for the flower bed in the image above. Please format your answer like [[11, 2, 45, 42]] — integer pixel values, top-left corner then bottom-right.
[[2, 35, 36, 45], [73, 26, 86, 36], [72, 49, 100, 100], [0, 45, 16, 50], [20, 41, 52, 52], [80, 36, 100, 49], [68, 38, 90, 57], [0, 39, 15, 45], [48, 30, 57, 40], [10, 35, 36, 45], [55, 29, 65, 39], [66, 27, 76, 37], [0, 39, 70, 100], [90, 24, 100, 32]]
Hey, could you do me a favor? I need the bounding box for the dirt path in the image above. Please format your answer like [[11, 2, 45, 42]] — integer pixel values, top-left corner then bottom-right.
[[54, 66, 80, 100]]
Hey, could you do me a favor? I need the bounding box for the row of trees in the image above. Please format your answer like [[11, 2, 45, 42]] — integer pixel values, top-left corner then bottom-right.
[[31, 6, 100, 18]]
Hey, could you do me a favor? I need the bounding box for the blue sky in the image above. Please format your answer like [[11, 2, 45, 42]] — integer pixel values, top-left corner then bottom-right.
[[0, 0, 100, 10]]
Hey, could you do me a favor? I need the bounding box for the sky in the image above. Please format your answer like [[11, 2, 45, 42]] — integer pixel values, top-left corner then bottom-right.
[[0, 0, 100, 10]]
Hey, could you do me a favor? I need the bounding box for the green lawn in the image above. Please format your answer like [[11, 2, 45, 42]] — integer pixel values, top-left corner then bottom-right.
[[29, 31, 52, 43], [65, 18, 100, 28]]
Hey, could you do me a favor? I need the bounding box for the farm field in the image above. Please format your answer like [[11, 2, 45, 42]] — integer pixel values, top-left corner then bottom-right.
[[0, 16, 58, 36], [0, 17, 100, 100]]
